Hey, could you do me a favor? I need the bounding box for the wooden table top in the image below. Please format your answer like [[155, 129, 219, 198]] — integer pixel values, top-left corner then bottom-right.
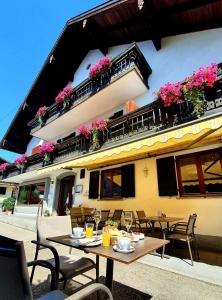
[[141, 216, 183, 223], [47, 235, 169, 265]]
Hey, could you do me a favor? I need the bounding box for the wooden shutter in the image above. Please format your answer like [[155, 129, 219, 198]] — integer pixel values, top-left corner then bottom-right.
[[121, 164, 135, 197], [156, 157, 178, 196], [88, 171, 99, 199]]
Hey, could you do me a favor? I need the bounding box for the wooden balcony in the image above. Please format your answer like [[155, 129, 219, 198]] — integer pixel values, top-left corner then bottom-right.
[[3, 79, 222, 182], [28, 43, 152, 141]]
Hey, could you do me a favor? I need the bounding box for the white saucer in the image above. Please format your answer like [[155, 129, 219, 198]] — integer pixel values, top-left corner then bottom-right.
[[69, 234, 85, 239], [113, 245, 135, 253]]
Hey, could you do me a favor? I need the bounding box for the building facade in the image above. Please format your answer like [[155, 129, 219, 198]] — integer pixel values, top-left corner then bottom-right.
[[1, 0, 222, 236]]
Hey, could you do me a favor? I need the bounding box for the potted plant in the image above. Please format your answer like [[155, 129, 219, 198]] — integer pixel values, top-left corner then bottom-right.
[[77, 124, 91, 140], [0, 163, 9, 179], [183, 63, 218, 117], [90, 119, 107, 151], [36, 106, 47, 126], [40, 141, 55, 166], [89, 55, 112, 90], [2, 197, 15, 215], [55, 84, 73, 111], [14, 154, 27, 173]]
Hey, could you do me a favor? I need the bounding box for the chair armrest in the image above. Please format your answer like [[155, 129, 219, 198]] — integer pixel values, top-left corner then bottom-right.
[[31, 240, 60, 278], [27, 260, 58, 290], [66, 283, 113, 300]]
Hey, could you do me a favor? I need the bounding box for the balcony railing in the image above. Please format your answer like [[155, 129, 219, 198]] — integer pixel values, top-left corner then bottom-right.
[[3, 76, 222, 181], [28, 43, 152, 132]]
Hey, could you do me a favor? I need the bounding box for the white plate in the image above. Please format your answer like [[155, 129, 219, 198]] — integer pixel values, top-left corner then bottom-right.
[[69, 234, 85, 239], [84, 240, 102, 247], [113, 245, 135, 253]]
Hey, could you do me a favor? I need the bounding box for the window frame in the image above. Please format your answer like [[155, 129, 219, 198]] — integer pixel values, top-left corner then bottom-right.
[[176, 148, 222, 197], [17, 181, 46, 205], [100, 167, 122, 200]]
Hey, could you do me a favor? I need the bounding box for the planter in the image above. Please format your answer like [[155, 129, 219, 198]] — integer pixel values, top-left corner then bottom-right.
[[5, 210, 12, 215]]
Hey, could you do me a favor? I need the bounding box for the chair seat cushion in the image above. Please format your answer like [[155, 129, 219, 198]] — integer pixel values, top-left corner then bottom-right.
[[48, 255, 95, 279], [168, 233, 192, 241], [37, 290, 68, 300]]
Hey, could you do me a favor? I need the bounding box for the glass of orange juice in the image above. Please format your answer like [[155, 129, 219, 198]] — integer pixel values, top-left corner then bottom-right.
[[85, 223, 94, 238], [102, 228, 111, 247]]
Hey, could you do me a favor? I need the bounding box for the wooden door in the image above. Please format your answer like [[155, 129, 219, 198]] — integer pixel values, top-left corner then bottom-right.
[[57, 175, 75, 216]]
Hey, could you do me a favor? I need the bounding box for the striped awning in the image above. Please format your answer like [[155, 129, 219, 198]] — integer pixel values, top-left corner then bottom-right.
[[38, 115, 222, 174]]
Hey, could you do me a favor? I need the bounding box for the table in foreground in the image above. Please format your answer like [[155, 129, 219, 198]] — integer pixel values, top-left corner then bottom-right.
[[47, 235, 169, 292]]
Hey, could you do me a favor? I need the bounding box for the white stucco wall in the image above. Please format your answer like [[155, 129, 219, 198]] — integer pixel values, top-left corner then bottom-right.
[[74, 27, 222, 109], [26, 137, 44, 156], [26, 27, 222, 153]]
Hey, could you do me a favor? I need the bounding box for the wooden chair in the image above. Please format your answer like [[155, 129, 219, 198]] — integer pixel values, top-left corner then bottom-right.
[[122, 211, 140, 232], [30, 215, 99, 290], [0, 235, 112, 300], [112, 209, 123, 226], [82, 207, 94, 223], [70, 207, 84, 228], [136, 210, 152, 233], [167, 213, 199, 266]]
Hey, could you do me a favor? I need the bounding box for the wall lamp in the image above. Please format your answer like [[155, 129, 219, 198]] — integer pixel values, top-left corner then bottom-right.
[[143, 166, 148, 177]]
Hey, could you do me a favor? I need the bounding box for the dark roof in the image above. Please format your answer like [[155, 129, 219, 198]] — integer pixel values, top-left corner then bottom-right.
[[0, 157, 8, 164], [2, 0, 222, 153]]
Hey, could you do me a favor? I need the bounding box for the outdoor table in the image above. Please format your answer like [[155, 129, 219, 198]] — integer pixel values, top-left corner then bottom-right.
[[143, 216, 183, 235], [47, 235, 169, 292]]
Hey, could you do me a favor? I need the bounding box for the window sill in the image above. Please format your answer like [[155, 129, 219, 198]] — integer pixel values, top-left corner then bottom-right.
[[177, 193, 222, 199], [99, 197, 123, 201]]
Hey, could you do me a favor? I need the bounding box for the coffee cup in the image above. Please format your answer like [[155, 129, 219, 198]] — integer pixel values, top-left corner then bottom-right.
[[73, 227, 84, 237], [117, 237, 131, 250]]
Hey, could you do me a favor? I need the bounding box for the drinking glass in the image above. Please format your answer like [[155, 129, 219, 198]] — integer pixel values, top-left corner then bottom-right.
[[85, 223, 94, 238], [94, 210, 101, 236], [123, 211, 133, 234], [102, 227, 111, 247]]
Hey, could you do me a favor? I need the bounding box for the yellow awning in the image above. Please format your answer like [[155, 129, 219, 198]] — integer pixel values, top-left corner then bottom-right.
[[38, 115, 222, 174]]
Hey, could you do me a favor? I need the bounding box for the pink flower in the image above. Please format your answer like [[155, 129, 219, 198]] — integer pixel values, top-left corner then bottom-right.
[[77, 125, 91, 139], [92, 119, 107, 131], [55, 84, 73, 104], [0, 163, 9, 171], [158, 82, 183, 107], [89, 55, 112, 78], [184, 63, 218, 91], [14, 154, 27, 166], [40, 142, 55, 154], [36, 106, 47, 117]]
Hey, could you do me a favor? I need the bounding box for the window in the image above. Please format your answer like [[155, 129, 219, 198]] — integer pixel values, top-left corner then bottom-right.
[[17, 182, 45, 205], [176, 149, 222, 196], [0, 187, 6, 195], [101, 168, 122, 199]]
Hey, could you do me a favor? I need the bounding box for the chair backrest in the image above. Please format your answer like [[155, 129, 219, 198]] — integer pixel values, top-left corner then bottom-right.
[[70, 207, 84, 228], [101, 210, 110, 222], [136, 210, 146, 220], [0, 235, 33, 300], [186, 213, 197, 235], [112, 209, 123, 221], [124, 211, 136, 223]]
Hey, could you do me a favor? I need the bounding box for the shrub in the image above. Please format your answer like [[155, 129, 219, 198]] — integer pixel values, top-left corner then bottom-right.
[[2, 197, 15, 211]]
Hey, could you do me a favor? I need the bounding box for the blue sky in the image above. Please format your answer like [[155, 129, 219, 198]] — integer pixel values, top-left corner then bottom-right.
[[0, 0, 106, 162]]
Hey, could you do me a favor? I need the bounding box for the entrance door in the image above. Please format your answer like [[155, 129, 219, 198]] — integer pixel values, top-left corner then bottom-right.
[[57, 175, 75, 216]]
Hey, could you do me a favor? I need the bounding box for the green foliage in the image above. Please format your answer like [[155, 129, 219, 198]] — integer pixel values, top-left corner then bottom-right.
[[105, 220, 119, 227], [183, 87, 205, 117], [2, 197, 15, 211]]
